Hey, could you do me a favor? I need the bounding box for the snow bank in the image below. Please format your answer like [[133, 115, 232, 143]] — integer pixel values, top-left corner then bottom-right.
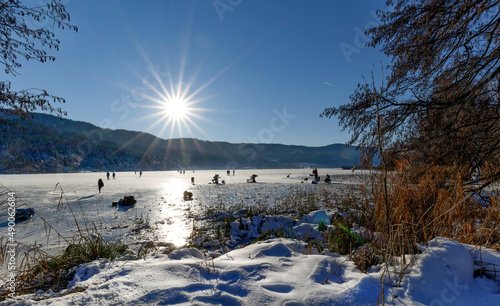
[[396, 238, 499, 305], [4, 237, 499, 305]]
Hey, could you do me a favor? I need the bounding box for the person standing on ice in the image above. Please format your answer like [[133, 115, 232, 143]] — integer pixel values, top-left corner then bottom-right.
[[98, 178, 104, 193], [113, 172, 116, 179], [106, 171, 110, 180], [313, 168, 318, 179]]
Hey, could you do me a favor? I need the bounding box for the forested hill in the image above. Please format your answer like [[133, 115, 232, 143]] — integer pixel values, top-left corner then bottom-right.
[[0, 113, 359, 173]]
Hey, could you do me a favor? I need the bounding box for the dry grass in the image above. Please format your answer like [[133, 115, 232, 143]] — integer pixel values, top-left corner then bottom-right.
[[391, 162, 495, 248], [459, 195, 500, 251], [359, 160, 500, 304], [351, 245, 381, 273], [0, 184, 130, 299]]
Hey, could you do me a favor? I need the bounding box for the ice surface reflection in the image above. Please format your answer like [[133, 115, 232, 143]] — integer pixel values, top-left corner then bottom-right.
[[0, 169, 356, 251], [151, 179, 194, 246]]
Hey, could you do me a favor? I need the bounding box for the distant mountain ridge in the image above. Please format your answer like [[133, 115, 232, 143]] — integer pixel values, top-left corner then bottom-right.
[[0, 113, 359, 173]]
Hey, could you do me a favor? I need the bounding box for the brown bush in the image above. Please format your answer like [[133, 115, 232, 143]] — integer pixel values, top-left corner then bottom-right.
[[367, 160, 498, 252]]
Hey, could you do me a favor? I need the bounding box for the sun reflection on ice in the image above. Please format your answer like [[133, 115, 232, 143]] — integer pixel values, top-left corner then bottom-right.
[[153, 179, 194, 246]]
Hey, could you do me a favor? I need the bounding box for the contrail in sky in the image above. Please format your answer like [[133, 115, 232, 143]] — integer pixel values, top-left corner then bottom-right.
[[323, 81, 336, 87]]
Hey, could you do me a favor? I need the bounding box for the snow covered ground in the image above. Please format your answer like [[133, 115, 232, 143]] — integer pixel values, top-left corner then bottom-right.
[[2, 237, 500, 305], [1, 169, 499, 305]]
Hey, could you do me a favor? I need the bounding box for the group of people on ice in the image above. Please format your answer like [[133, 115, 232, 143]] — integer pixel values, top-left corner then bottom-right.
[[106, 171, 116, 180], [98, 170, 144, 193], [310, 168, 331, 184], [99, 171, 117, 193], [97, 168, 333, 193]]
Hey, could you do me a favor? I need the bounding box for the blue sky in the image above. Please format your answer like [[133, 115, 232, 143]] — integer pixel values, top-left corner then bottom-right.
[[14, 0, 388, 147]]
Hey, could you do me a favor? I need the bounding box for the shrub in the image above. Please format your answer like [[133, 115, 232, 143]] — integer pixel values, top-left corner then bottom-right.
[[351, 245, 381, 273], [327, 226, 365, 255]]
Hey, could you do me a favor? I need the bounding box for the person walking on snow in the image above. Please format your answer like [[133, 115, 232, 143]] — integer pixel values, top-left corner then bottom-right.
[[98, 178, 104, 193]]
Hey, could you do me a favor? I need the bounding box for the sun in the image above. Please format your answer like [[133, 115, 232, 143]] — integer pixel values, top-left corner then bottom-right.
[[129, 56, 223, 139], [139, 78, 211, 140], [164, 97, 188, 120]]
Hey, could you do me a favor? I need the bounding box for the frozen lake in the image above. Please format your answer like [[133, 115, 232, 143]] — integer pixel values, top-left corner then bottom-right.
[[0, 169, 357, 252]]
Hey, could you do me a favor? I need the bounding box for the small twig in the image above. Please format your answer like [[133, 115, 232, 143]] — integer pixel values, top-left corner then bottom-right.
[[321, 257, 347, 285]]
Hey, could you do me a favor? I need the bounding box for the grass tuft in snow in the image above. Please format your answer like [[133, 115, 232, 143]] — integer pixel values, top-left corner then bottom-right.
[[326, 225, 365, 255]]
